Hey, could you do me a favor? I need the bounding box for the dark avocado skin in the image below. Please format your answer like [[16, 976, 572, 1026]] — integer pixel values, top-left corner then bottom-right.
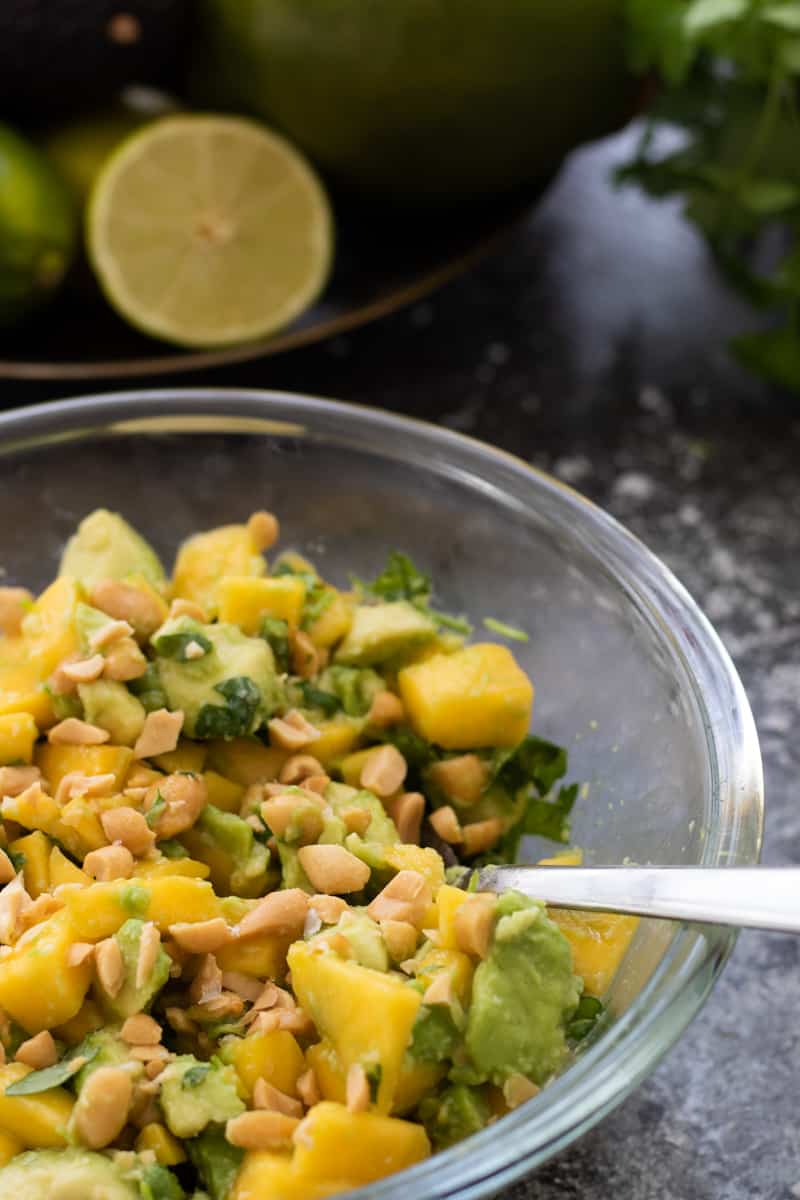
[[0, 0, 189, 121]]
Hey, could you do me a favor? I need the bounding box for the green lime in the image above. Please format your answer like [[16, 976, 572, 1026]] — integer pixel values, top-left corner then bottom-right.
[[0, 123, 77, 328], [43, 89, 178, 206], [87, 115, 333, 349], [190, 0, 631, 206]]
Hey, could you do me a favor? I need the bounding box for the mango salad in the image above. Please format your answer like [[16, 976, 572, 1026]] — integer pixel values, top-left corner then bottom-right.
[[0, 509, 637, 1200]]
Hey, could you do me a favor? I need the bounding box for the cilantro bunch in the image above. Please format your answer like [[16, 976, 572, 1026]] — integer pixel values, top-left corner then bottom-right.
[[621, 0, 800, 391]]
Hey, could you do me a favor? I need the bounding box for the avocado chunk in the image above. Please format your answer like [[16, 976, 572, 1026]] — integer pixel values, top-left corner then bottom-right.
[[336, 911, 389, 972], [153, 617, 280, 738], [186, 1127, 244, 1200], [159, 1054, 245, 1138], [0, 1148, 138, 1199], [419, 1084, 490, 1149], [334, 602, 436, 667], [94, 918, 170, 1020], [73, 1027, 131, 1093], [59, 509, 165, 589], [78, 679, 146, 746], [465, 892, 581, 1086], [315, 665, 386, 716], [182, 803, 271, 897]]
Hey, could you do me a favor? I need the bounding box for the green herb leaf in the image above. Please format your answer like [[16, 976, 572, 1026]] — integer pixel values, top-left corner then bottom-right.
[[182, 1063, 212, 1089], [138, 1163, 187, 1200], [145, 790, 167, 829], [567, 994, 605, 1042], [129, 662, 168, 713], [7, 850, 25, 873], [298, 681, 341, 716], [522, 783, 578, 844], [186, 1127, 245, 1200], [491, 735, 568, 797], [355, 552, 431, 603], [153, 630, 213, 662], [260, 616, 290, 674], [5, 1043, 99, 1095], [381, 726, 440, 771], [482, 617, 529, 643], [195, 676, 261, 740]]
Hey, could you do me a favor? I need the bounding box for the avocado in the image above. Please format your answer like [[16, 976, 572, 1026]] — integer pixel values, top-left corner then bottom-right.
[[153, 618, 280, 738], [334, 603, 436, 667], [78, 679, 146, 746], [159, 1055, 245, 1138], [336, 911, 389, 972], [73, 1027, 131, 1093], [316, 665, 386, 716], [94, 918, 171, 1020], [0, 1148, 138, 1199], [60, 509, 165, 590], [182, 804, 271, 897], [418, 1084, 490, 1149], [185, 1127, 244, 1200], [464, 892, 581, 1086]]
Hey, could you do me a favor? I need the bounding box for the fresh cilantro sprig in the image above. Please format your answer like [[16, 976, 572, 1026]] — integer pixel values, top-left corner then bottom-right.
[[621, 0, 800, 391], [353, 551, 472, 636]]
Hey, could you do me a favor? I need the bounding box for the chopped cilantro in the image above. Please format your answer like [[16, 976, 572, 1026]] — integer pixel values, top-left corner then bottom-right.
[[298, 681, 340, 716], [153, 630, 213, 662], [138, 1163, 186, 1200], [182, 1063, 212, 1089], [129, 663, 168, 713], [145, 790, 167, 829], [260, 616, 290, 673], [5, 1041, 99, 1095], [482, 617, 529, 642], [195, 676, 261, 740], [567, 994, 605, 1042], [354, 551, 472, 637]]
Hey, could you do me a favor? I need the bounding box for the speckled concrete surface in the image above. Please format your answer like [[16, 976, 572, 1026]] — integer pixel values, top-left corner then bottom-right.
[[15, 123, 799, 1199]]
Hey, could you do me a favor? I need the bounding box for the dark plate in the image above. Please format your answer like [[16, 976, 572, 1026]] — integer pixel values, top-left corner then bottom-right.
[[0, 191, 537, 382]]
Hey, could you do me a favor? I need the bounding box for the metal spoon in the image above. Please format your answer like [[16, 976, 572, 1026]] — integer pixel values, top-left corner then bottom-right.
[[452, 865, 800, 934]]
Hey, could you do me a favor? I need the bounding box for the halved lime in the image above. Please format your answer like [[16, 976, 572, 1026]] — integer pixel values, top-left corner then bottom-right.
[[87, 115, 333, 348]]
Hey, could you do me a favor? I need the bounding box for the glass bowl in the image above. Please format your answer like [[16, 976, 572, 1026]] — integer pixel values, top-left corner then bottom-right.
[[0, 389, 763, 1198]]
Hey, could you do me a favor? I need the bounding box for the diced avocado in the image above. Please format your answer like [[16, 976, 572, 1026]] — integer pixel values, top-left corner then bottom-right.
[[128, 662, 168, 713], [73, 1027, 131, 1093], [0, 1148, 139, 1199], [325, 782, 397, 845], [185, 1127, 244, 1200], [464, 892, 581, 1086], [153, 618, 280, 738], [334, 602, 436, 667], [78, 680, 146, 747], [94, 918, 171, 1021], [182, 804, 271, 897], [74, 601, 114, 651], [418, 1084, 490, 1149], [159, 1055, 245, 1138], [316, 665, 386, 716], [407, 1004, 461, 1065], [138, 1163, 186, 1200], [59, 509, 166, 590], [337, 911, 389, 972]]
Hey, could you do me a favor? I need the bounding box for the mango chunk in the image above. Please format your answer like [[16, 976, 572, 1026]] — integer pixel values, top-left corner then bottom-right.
[[306, 590, 353, 649], [549, 909, 639, 997], [288, 942, 421, 1113], [216, 931, 293, 980], [234, 1151, 338, 1200], [292, 1102, 430, 1186], [383, 845, 445, 889], [135, 1122, 186, 1166], [134, 857, 211, 880], [311, 718, 362, 768], [206, 738, 287, 787], [9, 831, 51, 898], [0, 579, 82, 726], [0, 713, 38, 765], [0, 1064, 74, 1147], [218, 575, 306, 633], [35, 743, 133, 793], [228, 1030, 305, 1100], [398, 643, 534, 749], [65, 876, 220, 940], [413, 946, 474, 1005], [203, 770, 245, 813], [0, 1129, 22, 1166], [48, 846, 92, 891], [0, 912, 92, 1033], [436, 883, 471, 951], [151, 739, 207, 775], [172, 524, 266, 614]]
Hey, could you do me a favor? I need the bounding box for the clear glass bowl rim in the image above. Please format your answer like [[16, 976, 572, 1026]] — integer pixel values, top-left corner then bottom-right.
[[0, 388, 764, 1199]]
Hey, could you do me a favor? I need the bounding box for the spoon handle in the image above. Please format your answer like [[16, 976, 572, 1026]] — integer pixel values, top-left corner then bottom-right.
[[463, 866, 800, 934]]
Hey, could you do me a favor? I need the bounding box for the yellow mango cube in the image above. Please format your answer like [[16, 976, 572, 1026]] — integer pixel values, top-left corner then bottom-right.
[[0, 713, 38, 766], [59, 798, 107, 856], [0, 1129, 22, 1166], [0, 912, 92, 1033], [218, 575, 306, 633], [0, 579, 82, 727], [206, 738, 287, 787], [49, 846, 92, 890], [436, 883, 471, 950], [1, 787, 63, 842], [53, 997, 105, 1044], [136, 1123, 186, 1166], [0, 657, 55, 727], [306, 590, 353, 649], [202, 770, 245, 813], [398, 643, 534, 749], [216, 930, 293, 980], [228, 1029, 305, 1100], [549, 909, 639, 997], [65, 876, 220, 940], [151, 739, 207, 775], [412, 946, 474, 1005], [0, 1064, 74, 1147], [288, 942, 421, 1113], [172, 524, 266, 615], [338, 746, 378, 788], [233, 1152, 336, 1200], [35, 742, 133, 793], [383, 845, 445, 890], [310, 718, 362, 768], [393, 1061, 446, 1115], [292, 1102, 430, 1186], [134, 857, 211, 881], [9, 831, 51, 898]]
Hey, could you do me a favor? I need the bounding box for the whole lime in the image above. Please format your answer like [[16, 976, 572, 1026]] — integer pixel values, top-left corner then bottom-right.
[[0, 124, 77, 328], [190, 0, 632, 207]]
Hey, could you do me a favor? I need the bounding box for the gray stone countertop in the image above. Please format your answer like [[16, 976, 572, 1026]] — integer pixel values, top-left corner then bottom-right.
[[21, 123, 799, 1200]]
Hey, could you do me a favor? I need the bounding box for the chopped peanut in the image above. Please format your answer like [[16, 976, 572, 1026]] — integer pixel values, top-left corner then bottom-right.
[[226, 1109, 299, 1150], [48, 717, 110, 746], [221, 971, 264, 1003], [84, 844, 135, 882], [289, 630, 320, 679], [143, 772, 207, 838], [89, 619, 135, 652], [296, 1068, 321, 1108], [461, 817, 504, 857], [67, 942, 96, 967], [386, 791, 424, 844], [278, 754, 325, 785], [340, 806, 371, 837], [0, 875, 31, 944], [422, 973, 454, 1007], [133, 709, 185, 759], [503, 1074, 540, 1109], [169, 598, 208, 622], [360, 744, 407, 797], [103, 636, 148, 682], [380, 919, 419, 963], [453, 894, 497, 959], [90, 579, 166, 639], [189, 953, 223, 1005], [72, 1066, 133, 1149], [429, 805, 463, 844], [367, 690, 405, 728], [428, 755, 488, 807], [238, 889, 309, 940], [260, 793, 323, 844], [121, 1014, 162, 1045], [0, 849, 14, 885], [168, 918, 232, 954], [302, 774, 330, 795], [100, 807, 156, 857], [58, 655, 106, 685], [367, 870, 432, 927], [0, 765, 41, 798], [308, 894, 348, 925], [56, 772, 116, 804], [0, 587, 32, 636], [297, 845, 371, 895], [96, 937, 125, 998], [346, 1064, 370, 1114], [253, 1077, 304, 1117], [267, 709, 320, 752], [136, 923, 162, 990], [247, 510, 280, 552], [15, 1030, 57, 1069]]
